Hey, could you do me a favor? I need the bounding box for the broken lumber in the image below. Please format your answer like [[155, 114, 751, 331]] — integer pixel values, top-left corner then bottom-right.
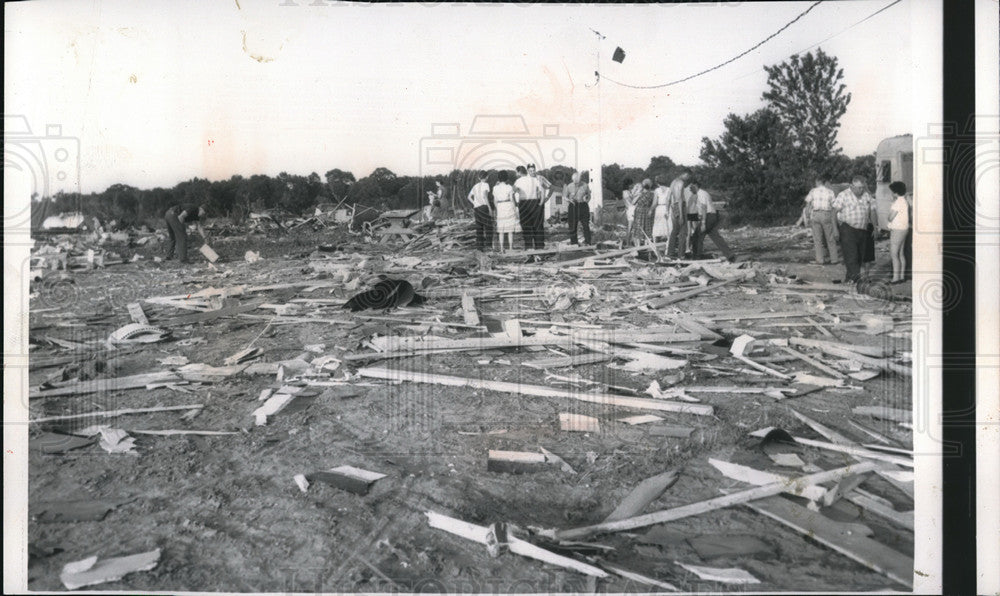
[[647, 279, 738, 309], [461, 292, 480, 326], [30, 404, 204, 424], [789, 339, 911, 377], [780, 346, 847, 379], [487, 450, 548, 474], [425, 511, 609, 578], [523, 353, 615, 370], [746, 496, 912, 588], [29, 371, 181, 398], [310, 465, 387, 495], [787, 336, 891, 358], [126, 302, 149, 325], [356, 367, 714, 416], [551, 461, 878, 540], [708, 459, 828, 502], [60, 548, 161, 590], [157, 301, 263, 327], [788, 410, 914, 499]]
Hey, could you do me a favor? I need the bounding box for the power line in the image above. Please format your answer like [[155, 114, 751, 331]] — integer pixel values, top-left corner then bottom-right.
[[598, 1, 824, 90]]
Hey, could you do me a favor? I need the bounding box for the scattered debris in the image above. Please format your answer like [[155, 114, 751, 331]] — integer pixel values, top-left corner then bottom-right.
[[674, 561, 760, 585], [309, 465, 386, 495], [60, 548, 161, 590]]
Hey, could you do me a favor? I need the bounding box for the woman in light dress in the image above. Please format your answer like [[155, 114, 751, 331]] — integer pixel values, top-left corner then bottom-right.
[[651, 175, 672, 241], [493, 171, 518, 252]]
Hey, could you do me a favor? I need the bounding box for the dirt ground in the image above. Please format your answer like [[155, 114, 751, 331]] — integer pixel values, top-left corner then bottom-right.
[[24, 219, 914, 593]]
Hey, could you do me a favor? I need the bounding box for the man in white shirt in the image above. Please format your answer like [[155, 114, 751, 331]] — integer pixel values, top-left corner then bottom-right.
[[514, 164, 551, 249], [563, 171, 592, 245], [666, 171, 691, 258], [687, 181, 734, 261], [467, 170, 493, 251], [804, 175, 839, 265]]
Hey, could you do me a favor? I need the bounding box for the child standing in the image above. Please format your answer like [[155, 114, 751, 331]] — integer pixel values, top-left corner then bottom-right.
[[887, 181, 910, 284], [493, 171, 518, 252]]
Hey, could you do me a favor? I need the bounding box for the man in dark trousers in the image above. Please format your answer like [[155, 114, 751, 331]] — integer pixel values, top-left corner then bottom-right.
[[687, 180, 735, 261], [513, 164, 551, 249], [832, 177, 878, 283], [466, 171, 493, 251], [164, 204, 207, 263], [564, 171, 592, 245]]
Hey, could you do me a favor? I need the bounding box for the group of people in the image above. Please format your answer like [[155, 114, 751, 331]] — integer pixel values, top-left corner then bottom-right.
[[623, 171, 735, 261], [803, 175, 911, 284], [466, 164, 593, 252]]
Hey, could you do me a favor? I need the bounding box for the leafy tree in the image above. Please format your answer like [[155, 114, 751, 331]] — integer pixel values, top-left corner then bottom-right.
[[324, 168, 356, 200], [700, 109, 808, 209], [644, 155, 677, 184], [762, 49, 851, 169]]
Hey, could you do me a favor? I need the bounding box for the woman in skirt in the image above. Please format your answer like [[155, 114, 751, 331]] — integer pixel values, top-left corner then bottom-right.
[[493, 171, 518, 252]]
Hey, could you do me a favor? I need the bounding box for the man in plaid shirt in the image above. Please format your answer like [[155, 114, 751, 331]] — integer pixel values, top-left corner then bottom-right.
[[832, 176, 879, 283]]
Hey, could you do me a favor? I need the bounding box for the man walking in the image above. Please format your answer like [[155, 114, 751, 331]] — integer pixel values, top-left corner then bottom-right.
[[804, 175, 839, 265], [687, 181, 735, 262], [666, 171, 691, 258], [564, 171, 592, 245], [467, 171, 493, 251], [164, 203, 207, 263], [832, 176, 878, 283]]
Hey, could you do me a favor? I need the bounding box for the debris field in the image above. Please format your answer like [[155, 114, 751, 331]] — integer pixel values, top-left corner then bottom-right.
[[26, 219, 915, 592]]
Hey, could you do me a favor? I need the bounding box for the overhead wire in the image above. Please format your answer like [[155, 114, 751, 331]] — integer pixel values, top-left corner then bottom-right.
[[598, 0, 904, 91], [598, 1, 824, 90]]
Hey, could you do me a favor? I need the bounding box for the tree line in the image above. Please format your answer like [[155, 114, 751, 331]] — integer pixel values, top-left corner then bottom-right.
[[43, 49, 874, 227]]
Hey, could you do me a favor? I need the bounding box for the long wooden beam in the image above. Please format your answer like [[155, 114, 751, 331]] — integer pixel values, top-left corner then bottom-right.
[[549, 461, 878, 540], [355, 367, 713, 416]]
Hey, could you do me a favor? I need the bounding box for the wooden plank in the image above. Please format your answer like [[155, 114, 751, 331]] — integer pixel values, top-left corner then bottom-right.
[[780, 346, 848, 379], [789, 340, 911, 377], [746, 496, 912, 588], [664, 316, 723, 341], [789, 410, 914, 500], [559, 413, 600, 432], [157, 302, 263, 327], [790, 435, 912, 468], [648, 279, 738, 309], [30, 404, 203, 424], [522, 353, 615, 370], [126, 303, 149, 325], [461, 292, 480, 326], [29, 371, 181, 398], [425, 511, 609, 578], [356, 367, 714, 415], [844, 493, 914, 530], [346, 331, 700, 360], [551, 461, 878, 540], [708, 459, 828, 502], [788, 337, 892, 358]]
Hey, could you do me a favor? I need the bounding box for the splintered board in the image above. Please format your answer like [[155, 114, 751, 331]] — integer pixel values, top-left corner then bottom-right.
[[309, 465, 387, 495]]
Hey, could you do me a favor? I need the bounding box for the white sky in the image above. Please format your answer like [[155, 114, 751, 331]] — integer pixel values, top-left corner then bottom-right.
[[4, 0, 921, 194]]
